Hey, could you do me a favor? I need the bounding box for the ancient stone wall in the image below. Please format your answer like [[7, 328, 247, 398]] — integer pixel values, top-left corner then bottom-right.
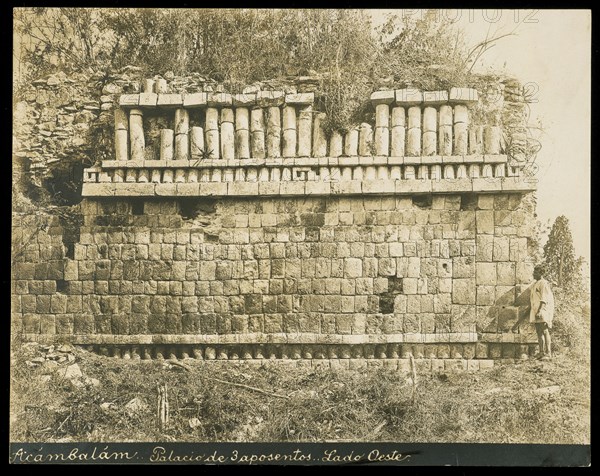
[[12, 69, 539, 366], [12, 191, 538, 360]]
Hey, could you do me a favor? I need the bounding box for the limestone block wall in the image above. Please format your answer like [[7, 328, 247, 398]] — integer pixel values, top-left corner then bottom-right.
[[12, 192, 539, 360], [13, 69, 540, 362]]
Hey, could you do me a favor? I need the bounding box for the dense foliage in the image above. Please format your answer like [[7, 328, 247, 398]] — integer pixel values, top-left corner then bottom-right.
[[14, 9, 477, 134]]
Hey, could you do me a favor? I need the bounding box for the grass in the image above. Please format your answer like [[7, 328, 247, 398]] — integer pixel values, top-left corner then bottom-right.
[[10, 339, 590, 444]]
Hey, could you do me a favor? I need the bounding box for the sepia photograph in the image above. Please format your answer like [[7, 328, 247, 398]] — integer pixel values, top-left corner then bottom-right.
[[10, 8, 590, 465]]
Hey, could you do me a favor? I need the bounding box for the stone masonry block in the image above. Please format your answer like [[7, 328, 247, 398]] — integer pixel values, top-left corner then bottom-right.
[[476, 262, 497, 285], [22, 314, 40, 333], [497, 306, 519, 332], [476, 235, 494, 262], [451, 303, 476, 330], [477, 195, 494, 210], [476, 210, 494, 234], [402, 278, 418, 294], [452, 279, 476, 304], [477, 285, 496, 306], [453, 256, 475, 278], [516, 261, 535, 284], [475, 342, 489, 359], [344, 258, 363, 278], [497, 262, 516, 286], [493, 236, 510, 261], [495, 286, 516, 306], [36, 295, 51, 313], [434, 293, 452, 314]]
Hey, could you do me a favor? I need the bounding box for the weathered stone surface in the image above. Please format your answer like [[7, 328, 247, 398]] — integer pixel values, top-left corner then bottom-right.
[[183, 92, 207, 107], [257, 90, 285, 107], [423, 90, 449, 105], [282, 106, 296, 157], [205, 107, 220, 159], [157, 94, 184, 107], [449, 88, 479, 103], [129, 109, 145, 161], [358, 123, 373, 157], [285, 93, 314, 105], [452, 279, 476, 304], [15, 59, 539, 357], [220, 108, 235, 160], [496, 262, 516, 286], [297, 106, 312, 157], [370, 90, 395, 105], [119, 94, 139, 106], [207, 92, 232, 106], [395, 89, 423, 105], [233, 93, 256, 107]]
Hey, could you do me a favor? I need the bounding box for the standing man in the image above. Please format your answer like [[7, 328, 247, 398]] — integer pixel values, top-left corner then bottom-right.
[[530, 265, 555, 360], [511, 264, 555, 360]]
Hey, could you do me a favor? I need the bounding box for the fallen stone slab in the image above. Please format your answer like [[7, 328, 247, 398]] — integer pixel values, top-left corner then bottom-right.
[[533, 385, 560, 395]]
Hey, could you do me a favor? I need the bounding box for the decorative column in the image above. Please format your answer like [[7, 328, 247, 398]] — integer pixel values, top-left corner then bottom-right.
[[114, 108, 128, 161], [266, 107, 281, 158], [160, 129, 174, 161], [422, 106, 437, 156], [344, 128, 359, 156], [129, 108, 145, 161], [370, 91, 394, 156], [453, 105, 469, 155], [143, 79, 155, 93], [390, 107, 405, 157], [312, 112, 327, 157], [329, 131, 343, 158], [250, 107, 266, 159], [155, 78, 168, 94], [406, 106, 421, 156], [374, 104, 390, 156], [190, 126, 204, 159], [205, 107, 220, 159], [297, 105, 312, 157], [484, 125, 502, 154], [396, 89, 423, 157], [220, 108, 235, 160], [174, 108, 189, 161], [438, 105, 453, 156], [469, 125, 483, 154], [282, 105, 297, 158], [358, 123, 373, 157], [423, 91, 447, 156], [449, 88, 479, 156], [235, 108, 250, 159]]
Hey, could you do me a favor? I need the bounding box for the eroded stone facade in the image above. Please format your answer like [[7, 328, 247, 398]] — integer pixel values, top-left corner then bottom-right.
[[12, 71, 539, 363]]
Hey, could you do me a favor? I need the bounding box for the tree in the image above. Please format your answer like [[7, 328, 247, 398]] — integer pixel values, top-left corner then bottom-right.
[[542, 215, 578, 288]]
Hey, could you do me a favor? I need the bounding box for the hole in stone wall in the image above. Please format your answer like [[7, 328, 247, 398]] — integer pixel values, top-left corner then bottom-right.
[[57, 209, 83, 260], [460, 193, 478, 210], [178, 198, 217, 221], [131, 199, 145, 216], [379, 293, 395, 314], [412, 194, 432, 209], [205, 233, 219, 242], [144, 110, 170, 160], [56, 280, 68, 293], [388, 277, 403, 293], [43, 162, 84, 206]]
